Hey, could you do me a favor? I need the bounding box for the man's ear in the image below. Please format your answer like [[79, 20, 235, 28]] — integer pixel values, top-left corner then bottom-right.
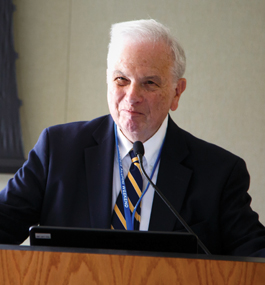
[[170, 78, 187, 111]]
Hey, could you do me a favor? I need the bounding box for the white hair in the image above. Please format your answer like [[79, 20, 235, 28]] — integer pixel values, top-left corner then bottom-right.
[[107, 19, 186, 81]]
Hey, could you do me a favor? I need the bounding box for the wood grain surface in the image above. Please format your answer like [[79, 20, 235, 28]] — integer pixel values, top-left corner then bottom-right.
[[0, 248, 264, 284]]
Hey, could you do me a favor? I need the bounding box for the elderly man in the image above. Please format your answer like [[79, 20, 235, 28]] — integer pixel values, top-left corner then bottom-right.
[[0, 19, 265, 256]]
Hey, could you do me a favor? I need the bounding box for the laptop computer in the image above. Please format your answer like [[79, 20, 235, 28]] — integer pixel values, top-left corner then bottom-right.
[[29, 226, 198, 254]]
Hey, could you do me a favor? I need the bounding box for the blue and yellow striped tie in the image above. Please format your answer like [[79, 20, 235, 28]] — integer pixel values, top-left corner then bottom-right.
[[111, 150, 143, 230]]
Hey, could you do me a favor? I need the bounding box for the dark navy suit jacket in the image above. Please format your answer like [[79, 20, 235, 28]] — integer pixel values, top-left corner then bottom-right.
[[1, 114, 265, 256]]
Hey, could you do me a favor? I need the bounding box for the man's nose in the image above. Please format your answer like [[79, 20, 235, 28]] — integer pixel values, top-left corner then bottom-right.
[[125, 82, 143, 103]]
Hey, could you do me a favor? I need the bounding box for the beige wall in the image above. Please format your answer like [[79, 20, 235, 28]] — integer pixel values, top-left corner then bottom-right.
[[1, 1, 265, 224]]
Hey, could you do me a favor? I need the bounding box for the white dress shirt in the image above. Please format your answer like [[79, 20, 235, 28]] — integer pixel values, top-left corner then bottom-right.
[[112, 115, 168, 230]]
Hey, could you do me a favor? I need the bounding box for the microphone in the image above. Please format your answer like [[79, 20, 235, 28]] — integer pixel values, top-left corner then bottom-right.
[[133, 141, 211, 255]]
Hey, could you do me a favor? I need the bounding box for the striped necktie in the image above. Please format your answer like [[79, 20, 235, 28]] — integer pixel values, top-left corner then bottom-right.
[[111, 150, 143, 230]]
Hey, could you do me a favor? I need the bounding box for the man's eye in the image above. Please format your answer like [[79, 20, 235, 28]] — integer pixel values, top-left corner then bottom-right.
[[145, 80, 160, 87], [115, 77, 128, 85]]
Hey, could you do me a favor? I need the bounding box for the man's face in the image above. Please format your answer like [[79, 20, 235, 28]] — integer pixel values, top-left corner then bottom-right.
[[107, 40, 186, 142]]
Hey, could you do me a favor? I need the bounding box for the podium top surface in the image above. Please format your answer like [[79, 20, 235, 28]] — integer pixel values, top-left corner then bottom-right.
[[0, 243, 264, 264]]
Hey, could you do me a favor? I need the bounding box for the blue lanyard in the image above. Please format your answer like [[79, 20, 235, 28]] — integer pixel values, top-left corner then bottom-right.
[[114, 123, 164, 230]]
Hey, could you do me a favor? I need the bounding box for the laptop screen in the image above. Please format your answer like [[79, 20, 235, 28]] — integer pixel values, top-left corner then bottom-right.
[[29, 226, 198, 254]]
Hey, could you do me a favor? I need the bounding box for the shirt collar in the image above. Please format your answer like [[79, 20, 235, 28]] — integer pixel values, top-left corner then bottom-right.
[[117, 115, 168, 165]]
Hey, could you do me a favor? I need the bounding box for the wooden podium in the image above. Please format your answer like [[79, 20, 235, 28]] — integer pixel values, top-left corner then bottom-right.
[[0, 245, 265, 284]]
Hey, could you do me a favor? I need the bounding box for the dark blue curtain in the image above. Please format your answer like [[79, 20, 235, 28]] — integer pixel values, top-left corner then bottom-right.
[[0, 0, 25, 173]]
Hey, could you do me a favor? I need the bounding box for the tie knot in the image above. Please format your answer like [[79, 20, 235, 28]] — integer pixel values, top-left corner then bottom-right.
[[129, 150, 141, 173], [129, 149, 138, 162]]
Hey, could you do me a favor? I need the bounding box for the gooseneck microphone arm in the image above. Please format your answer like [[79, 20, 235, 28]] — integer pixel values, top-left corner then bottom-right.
[[133, 141, 211, 255]]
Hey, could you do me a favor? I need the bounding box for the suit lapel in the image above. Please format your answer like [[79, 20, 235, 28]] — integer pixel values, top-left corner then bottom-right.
[[84, 115, 115, 229], [149, 116, 193, 231]]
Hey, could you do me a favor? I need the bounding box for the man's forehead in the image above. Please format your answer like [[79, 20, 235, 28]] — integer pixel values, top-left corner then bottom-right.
[[107, 40, 174, 81]]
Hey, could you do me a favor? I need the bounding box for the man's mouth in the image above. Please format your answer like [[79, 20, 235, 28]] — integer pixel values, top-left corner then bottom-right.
[[121, 109, 143, 116]]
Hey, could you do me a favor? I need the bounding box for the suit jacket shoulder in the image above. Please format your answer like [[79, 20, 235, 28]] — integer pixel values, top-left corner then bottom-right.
[[150, 116, 264, 256], [0, 115, 115, 244]]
